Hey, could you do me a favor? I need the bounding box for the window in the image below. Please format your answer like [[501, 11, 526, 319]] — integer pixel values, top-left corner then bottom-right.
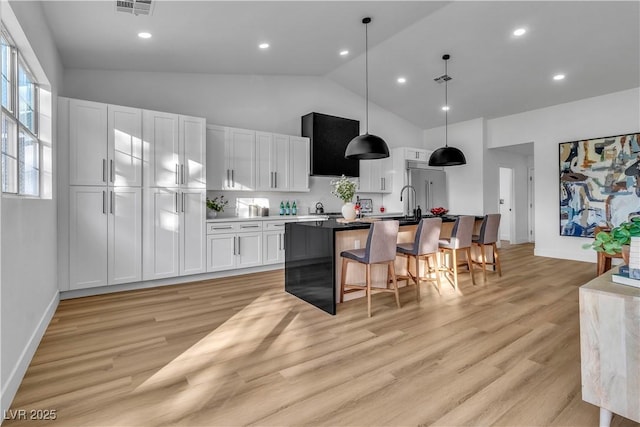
[[1, 25, 40, 196]]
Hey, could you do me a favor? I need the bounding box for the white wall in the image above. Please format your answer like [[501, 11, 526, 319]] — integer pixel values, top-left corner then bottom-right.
[[423, 118, 486, 216], [487, 87, 640, 262], [61, 69, 423, 215], [1, 0, 63, 415]]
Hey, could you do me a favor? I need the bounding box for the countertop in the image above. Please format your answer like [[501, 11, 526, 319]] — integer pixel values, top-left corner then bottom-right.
[[289, 215, 473, 231], [206, 214, 329, 223]]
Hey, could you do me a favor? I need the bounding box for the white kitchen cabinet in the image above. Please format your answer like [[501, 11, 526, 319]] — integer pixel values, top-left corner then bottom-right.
[[109, 187, 143, 285], [206, 125, 227, 190], [69, 186, 142, 290], [289, 136, 310, 192], [404, 148, 431, 163], [143, 187, 206, 280], [256, 132, 289, 191], [69, 187, 109, 289], [68, 100, 143, 187], [143, 110, 206, 188], [358, 157, 392, 193], [263, 221, 286, 265], [110, 105, 143, 187], [225, 127, 256, 190], [206, 221, 263, 272], [180, 189, 207, 276]]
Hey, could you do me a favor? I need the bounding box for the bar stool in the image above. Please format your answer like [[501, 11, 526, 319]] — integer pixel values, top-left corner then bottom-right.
[[438, 215, 476, 290], [340, 220, 400, 317], [396, 217, 443, 299], [471, 213, 502, 281]]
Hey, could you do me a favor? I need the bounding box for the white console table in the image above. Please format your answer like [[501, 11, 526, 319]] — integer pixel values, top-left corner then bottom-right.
[[579, 271, 640, 426]]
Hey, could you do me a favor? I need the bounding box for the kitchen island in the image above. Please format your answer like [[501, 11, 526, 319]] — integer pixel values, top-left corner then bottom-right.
[[285, 215, 482, 315]]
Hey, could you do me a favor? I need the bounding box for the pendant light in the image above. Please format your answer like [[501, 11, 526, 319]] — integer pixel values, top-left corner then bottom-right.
[[428, 54, 466, 167], [345, 17, 390, 160]]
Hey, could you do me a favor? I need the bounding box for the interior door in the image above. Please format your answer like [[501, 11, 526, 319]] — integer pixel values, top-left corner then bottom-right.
[[499, 167, 513, 242]]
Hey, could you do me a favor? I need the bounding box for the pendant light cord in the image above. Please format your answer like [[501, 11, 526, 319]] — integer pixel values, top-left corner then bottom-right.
[[365, 20, 369, 134], [444, 57, 448, 148]]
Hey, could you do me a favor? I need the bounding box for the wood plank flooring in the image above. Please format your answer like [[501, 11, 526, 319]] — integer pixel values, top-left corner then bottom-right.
[[5, 243, 640, 426]]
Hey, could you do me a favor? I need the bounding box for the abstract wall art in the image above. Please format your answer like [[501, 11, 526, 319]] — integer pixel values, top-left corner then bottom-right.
[[560, 132, 640, 237]]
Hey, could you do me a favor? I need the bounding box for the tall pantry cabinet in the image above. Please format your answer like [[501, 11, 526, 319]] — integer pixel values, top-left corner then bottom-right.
[[59, 98, 207, 292], [62, 98, 143, 290], [142, 110, 207, 280]]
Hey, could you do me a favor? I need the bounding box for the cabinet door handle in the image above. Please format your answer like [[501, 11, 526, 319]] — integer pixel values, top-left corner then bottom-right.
[[110, 190, 114, 214], [271, 171, 274, 188], [110, 159, 114, 183], [226, 169, 230, 187], [282, 234, 286, 251], [175, 164, 179, 185], [231, 169, 235, 187], [181, 164, 185, 185], [233, 236, 236, 255], [237, 235, 241, 255], [241, 225, 260, 229], [102, 190, 106, 214], [175, 192, 179, 213], [182, 192, 185, 213], [102, 159, 107, 182], [213, 226, 233, 230], [274, 172, 277, 188]]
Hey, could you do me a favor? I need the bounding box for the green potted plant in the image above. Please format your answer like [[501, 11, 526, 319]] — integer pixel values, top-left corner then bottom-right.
[[331, 175, 357, 220], [206, 195, 228, 219], [583, 218, 640, 262]]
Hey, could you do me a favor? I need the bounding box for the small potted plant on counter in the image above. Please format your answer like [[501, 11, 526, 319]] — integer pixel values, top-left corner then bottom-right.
[[206, 195, 228, 219], [331, 175, 357, 220]]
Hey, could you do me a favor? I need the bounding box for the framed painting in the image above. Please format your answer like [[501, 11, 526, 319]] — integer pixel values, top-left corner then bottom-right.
[[560, 132, 640, 237]]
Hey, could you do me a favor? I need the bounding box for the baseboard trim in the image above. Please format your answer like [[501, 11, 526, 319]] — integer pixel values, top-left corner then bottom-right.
[[1, 291, 59, 418], [534, 246, 596, 263], [60, 264, 284, 300]]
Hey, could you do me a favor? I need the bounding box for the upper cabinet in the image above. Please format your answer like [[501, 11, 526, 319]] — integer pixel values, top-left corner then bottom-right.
[[256, 132, 310, 192], [207, 125, 309, 192], [69, 99, 142, 187], [404, 147, 432, 163], [358, 157, 393, 193], [143, 110, 205, 188]]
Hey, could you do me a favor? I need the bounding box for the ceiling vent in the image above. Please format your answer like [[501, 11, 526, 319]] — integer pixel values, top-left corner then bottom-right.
[[434, 74, 452, 84], [116, 0, 153, 16]]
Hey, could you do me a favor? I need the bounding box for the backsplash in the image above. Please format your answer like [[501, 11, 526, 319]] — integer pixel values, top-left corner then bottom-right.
[[207, 176, 392, 218]]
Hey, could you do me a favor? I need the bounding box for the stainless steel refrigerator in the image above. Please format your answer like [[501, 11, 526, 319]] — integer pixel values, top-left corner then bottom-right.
[[407, 162, 448, 215]]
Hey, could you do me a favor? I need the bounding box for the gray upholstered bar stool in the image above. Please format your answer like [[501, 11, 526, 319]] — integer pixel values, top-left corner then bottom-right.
[[471, 213, 502, 281], [396, 217, 443, 299], [438, 215, 476, 290], [340, 220, 400, 317]]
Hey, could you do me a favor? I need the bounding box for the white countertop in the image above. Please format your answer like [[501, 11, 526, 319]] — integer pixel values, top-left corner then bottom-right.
[[206, 214, 329, 223]]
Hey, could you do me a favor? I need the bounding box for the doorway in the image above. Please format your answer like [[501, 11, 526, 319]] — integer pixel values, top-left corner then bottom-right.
[[499, 167, 514, 242]]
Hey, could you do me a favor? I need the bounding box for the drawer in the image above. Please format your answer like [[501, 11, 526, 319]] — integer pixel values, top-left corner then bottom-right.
[[264, 221, 287, 230], [207, 221, 263, 234]]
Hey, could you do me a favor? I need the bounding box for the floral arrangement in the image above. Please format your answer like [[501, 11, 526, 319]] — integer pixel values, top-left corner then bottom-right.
[[331, 175, 357, 203], [206, 195, 229, 212], [430, 207, 448, 216]]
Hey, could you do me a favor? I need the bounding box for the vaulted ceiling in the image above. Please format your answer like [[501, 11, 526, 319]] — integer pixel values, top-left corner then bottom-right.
[[41, 1, 640, 129]]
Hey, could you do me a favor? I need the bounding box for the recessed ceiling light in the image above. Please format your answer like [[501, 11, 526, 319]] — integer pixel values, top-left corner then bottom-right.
[[513, 28, 526, 37], [397, 77, 407, 84], [138, 32, 152, 39], [339, 50, 349, 56], [442, 105, 450, 111], [553, 74, 566, 81], [259, 42, 270, 49]]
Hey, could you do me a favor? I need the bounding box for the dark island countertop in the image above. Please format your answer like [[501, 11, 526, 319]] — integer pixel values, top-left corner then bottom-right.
[[292, 215, 479, 231]]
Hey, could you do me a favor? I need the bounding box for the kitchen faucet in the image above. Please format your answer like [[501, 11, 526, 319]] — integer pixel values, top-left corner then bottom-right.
[[400, 185, 417, 219]]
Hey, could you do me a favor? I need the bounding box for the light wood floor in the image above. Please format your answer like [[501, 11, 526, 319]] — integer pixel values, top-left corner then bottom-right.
[[6, 243, 639, 426]]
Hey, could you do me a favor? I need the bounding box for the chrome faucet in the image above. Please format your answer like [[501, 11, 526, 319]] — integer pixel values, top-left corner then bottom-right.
[[400, 185, 417, 218]]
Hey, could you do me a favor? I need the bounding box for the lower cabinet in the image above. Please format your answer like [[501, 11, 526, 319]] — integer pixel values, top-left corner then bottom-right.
[[69, 186, 142, 290], [143, 188, 206, 280], [263, 221, 286, 265], [206, 222, 263, 272]]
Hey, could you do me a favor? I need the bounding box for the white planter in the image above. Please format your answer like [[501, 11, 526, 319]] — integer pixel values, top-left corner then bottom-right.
[[207, 210, 218, 219], [341, 202, 356, 220]]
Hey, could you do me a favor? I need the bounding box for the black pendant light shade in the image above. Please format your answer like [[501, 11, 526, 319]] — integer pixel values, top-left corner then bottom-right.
[[345, 133, 390, 159], [428, 146, 466, 166], [345, 17, 390, 160], [428, 54, 466, 167]]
